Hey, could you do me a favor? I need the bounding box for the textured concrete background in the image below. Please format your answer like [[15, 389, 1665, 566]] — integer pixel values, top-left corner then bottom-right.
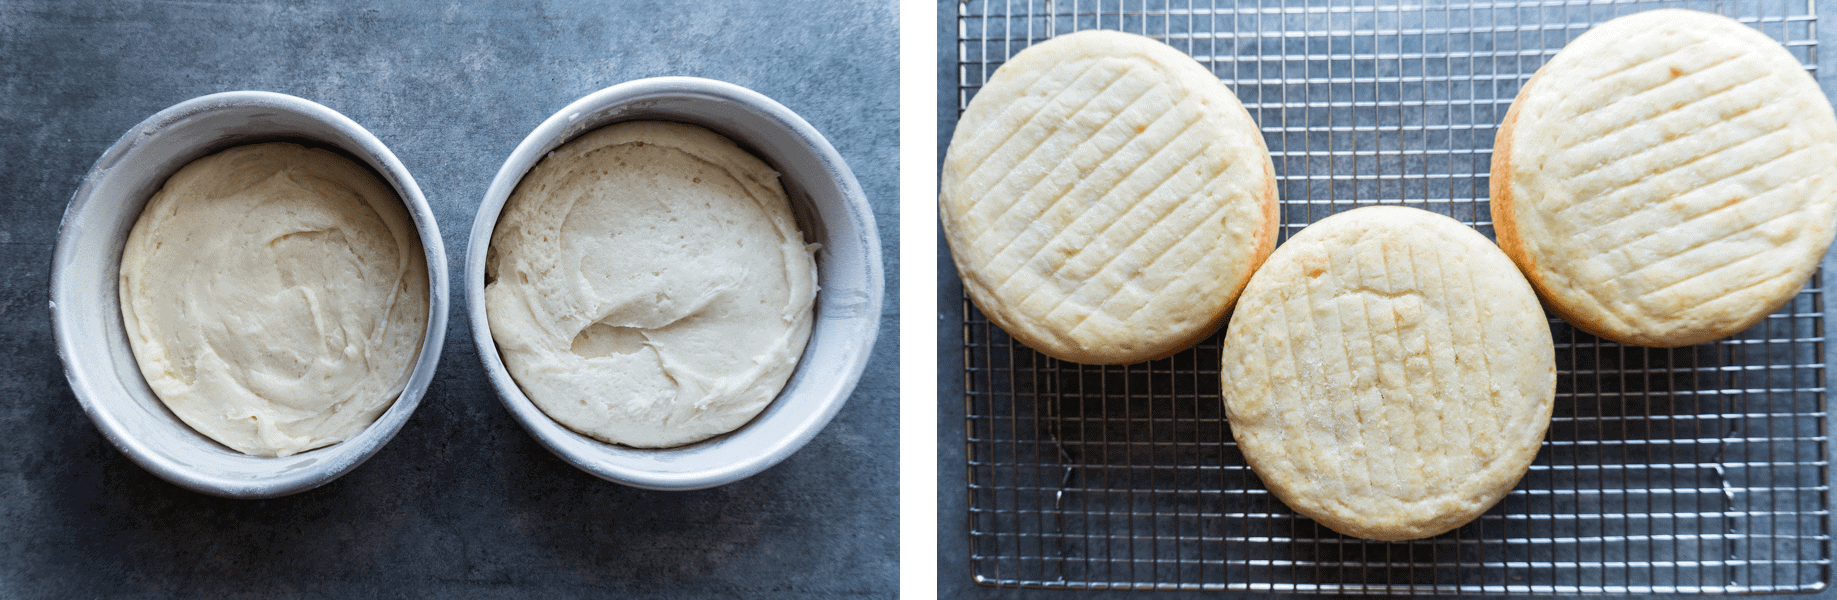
[[0, 1, 897, 598]]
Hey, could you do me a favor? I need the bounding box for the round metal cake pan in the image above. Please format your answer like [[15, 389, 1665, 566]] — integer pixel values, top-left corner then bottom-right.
[[49, 91, 450, 499], [467, 77, 883, 490]]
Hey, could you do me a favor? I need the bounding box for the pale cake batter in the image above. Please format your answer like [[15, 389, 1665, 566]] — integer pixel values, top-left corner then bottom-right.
[[119, 142, 429, 458], [485, 121, 818, 448]]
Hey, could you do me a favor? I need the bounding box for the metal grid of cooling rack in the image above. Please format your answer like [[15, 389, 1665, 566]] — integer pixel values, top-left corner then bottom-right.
[[952, 0, 1830, 594]]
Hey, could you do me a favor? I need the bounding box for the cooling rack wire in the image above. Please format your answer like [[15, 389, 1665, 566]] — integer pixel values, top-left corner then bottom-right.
[[951, 0, 1830, 593]]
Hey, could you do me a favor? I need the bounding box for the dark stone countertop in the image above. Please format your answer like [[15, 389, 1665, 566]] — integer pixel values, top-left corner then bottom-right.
[[0, 1, 898, 598]]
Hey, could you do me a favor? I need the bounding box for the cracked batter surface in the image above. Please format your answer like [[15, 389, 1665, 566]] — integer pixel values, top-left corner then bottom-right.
[[119, 142, 429, 457], [485, 121, 818, 448]]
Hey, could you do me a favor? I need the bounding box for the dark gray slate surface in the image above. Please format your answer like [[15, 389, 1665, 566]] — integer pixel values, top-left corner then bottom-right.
[[0, 1, 897, 598]]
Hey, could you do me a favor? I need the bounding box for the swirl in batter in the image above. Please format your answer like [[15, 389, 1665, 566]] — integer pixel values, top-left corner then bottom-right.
[[485, 121, 818, 448], [119, 142, 429, 457]]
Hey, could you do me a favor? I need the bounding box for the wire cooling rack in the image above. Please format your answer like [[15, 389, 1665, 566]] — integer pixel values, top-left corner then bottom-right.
[[951, 0, 1830, 594]]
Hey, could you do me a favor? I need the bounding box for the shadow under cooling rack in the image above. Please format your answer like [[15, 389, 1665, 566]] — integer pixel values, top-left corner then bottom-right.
[[951, 0, 1831, 594]]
